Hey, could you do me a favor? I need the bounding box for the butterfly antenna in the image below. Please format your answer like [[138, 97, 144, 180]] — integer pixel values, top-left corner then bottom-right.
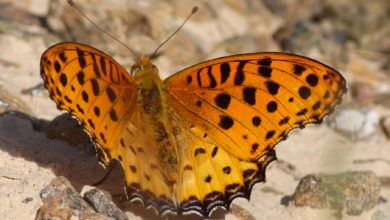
[[67, 0, 138, 59], [151, 6, 198, 57]]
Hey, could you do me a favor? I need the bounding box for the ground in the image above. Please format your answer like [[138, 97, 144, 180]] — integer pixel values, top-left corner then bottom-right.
[[0, 0, 389, 219]]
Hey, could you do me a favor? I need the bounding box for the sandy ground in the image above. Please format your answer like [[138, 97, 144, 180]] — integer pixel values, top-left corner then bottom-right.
[[0, 0, 389, 219]]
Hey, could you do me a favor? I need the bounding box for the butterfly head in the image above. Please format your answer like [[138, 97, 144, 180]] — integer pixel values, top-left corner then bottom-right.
[[131, 55, 160, 78]]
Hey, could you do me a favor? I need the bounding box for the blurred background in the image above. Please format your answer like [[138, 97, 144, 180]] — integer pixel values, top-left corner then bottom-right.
[[0, 0, 389, 219]]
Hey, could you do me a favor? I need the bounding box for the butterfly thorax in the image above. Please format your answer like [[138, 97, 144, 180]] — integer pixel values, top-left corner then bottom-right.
[[132, 56, 179, 174]]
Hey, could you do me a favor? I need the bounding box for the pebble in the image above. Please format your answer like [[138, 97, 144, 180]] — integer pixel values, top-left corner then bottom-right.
[[328, 107, 384, 141], [36, 176, 101, 220], [84, 188, 128, 220], [288, 171, 380, 216], [36, 176, 126, 220]]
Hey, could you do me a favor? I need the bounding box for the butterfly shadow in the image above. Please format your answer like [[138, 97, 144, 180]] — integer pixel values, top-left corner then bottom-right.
[[0, 111, 125, 194]]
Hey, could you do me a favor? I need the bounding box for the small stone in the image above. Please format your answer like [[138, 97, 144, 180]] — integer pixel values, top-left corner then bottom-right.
[[36, 176, 96, 220], [327, 107, 383, 141], [288, 171, 380, 216], [22, 197, 33, 204], [84, 188, 128, 220], [36, 176, 114, 220]]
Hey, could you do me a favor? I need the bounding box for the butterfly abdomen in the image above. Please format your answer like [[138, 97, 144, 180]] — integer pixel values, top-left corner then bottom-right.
[[134, 62, 179, 172]]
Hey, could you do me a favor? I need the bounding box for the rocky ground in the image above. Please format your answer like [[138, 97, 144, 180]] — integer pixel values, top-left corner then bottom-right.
[[0, 0, 389, 219]]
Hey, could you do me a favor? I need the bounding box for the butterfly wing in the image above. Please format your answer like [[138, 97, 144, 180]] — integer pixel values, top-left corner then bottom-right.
[[165, 52, 347, 214], [40, 43, 174, 214]]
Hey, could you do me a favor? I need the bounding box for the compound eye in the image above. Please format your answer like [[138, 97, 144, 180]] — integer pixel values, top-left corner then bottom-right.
[[130, 65, 141, 76]]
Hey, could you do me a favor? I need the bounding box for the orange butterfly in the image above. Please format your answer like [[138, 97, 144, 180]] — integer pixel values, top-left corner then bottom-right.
[[40, 39, 346, 216]]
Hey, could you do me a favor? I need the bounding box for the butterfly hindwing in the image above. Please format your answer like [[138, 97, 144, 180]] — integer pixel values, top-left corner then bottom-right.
[[171, 114, 277, 215]]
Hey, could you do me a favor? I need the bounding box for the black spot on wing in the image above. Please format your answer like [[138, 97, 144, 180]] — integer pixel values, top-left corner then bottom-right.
[[94, 106, 100, 117], [77, 71, 85, 85], [93, 63, 101, 77], [296, 108, 308, 116], [207, 67, 217, 88], [293, 64, 306, 75], [267, 101, 278, 113], [184, 165, 193, 171], [242, 87, 256, 105], [197, 69, 202, 87], [58, 52, 67, 63], [257, 57, 272, 66], [64, 96, 72, 104], [194, 148, 206, 157], [323, 90, 330, 99], [279, 116, 290, 125], [100, 56, 107, 76], [299, 86, 311, 99], [265, 80, 280, 95], [130, 165, 137, 173], [106, 87, 117, 102], [186, 75, 192, 85], [312, 101, 321, 110], [55, 88, 62, 97], [222, 166, 232, 174], [76, 104, 85, 114], [265, 130, 275, 140], [220, 62, 230, 84], [252, 116, 261, 127], [214, 93, 231, 109], [59, 73, 67, 86], [211, 146, 218, 157], [251, 143, 259, 153], [258, 66, 272, 78], [54, 61, 61, 73], [218, 115, 234, 129], [110, 109, 118, 121], [234, 61, 246, 85], [82, 91, 89, 103], [204, 175, 212, 183], [91, 79, 100, 96], [76, 47, 86, 68], [87, 119, 95, 129], [306, 74, 319, 87]]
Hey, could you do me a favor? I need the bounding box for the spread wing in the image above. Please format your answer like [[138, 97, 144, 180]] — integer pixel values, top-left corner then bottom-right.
[[40, 43, 175, 215], [165, 52, 347, 215]]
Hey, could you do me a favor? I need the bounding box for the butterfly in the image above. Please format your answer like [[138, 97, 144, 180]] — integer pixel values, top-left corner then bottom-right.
[[40, 41, 346, 216]]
